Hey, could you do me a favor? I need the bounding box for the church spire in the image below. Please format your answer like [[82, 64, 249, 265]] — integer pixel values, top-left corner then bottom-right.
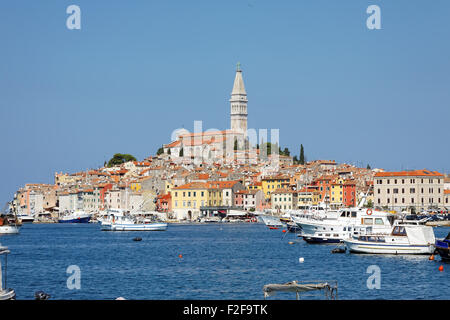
[[231, 62, 247, 95], [230, 63, 248, 133]]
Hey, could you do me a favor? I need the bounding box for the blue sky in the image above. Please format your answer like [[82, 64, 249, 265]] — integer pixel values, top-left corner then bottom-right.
[[0, 0, 449, 205]]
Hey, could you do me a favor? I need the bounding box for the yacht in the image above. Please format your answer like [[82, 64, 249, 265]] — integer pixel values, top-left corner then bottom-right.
[[0, 244, 15, 300], [435, 232, 450, 261], [260, 215, 284, 229], [58, 210, 92, 223], [292, 207, 395, 243], [344, 220, 435, 254]]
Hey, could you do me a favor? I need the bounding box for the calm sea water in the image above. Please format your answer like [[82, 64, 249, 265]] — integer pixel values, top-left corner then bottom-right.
[[0, 223, 449, 300]]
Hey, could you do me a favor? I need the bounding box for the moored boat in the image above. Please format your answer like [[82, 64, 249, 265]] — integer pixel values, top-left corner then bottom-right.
[[101, 213, 168, 231], [58, 211, 91, 223], [435, 232, 450, 261], [344, 220, 436, 255], [0, 215, 20, 235]]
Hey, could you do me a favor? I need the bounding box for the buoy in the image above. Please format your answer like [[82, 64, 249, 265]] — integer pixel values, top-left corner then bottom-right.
[[179, 254, 183, 259], [429, 254, 434, 261], [439, 265, 444, 272], [288, 241, 294, 245], [282, 230, 287, 233], [299, 257, 304, 263]]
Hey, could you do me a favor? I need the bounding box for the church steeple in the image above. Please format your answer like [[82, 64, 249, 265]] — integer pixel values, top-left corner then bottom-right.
[[230, 62, 248, 133]]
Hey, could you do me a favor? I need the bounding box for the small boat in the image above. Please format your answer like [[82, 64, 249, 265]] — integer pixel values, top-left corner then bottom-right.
[[260, 215, 284, 229], [435, 232, 450, 261], [0, 244, 16, 300], [0, 216, 20, 235], [344, 220, 436, 255], [58, 211, 92, 223], [17, 214, 34, 223], [101, 214, 168, 231]]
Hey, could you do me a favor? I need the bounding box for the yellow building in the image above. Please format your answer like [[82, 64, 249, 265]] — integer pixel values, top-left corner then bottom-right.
[[297, 191, 321, 208], [330, 178, 344, 208], [171, 182, 223, 220], [261, 175, 290, 200]]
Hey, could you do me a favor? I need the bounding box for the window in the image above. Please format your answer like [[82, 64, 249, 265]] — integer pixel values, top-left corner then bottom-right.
[[364, 218, 373, 225], [375, 218, 383, 225]]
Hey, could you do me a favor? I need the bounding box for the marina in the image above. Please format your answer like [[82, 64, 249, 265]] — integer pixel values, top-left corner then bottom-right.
[[0, 222, 448, 300]]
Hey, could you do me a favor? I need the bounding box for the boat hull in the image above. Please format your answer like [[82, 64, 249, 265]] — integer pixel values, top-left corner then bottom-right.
[[0, 226, 20, 234], [344, 239, 435, 254], [435, 240, 450, 260], [102, 223, 168, 231], [302, 236, 341, 244], [58, 216, 91, 223]]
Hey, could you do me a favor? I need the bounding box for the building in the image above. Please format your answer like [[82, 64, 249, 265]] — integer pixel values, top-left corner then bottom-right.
[[271, 189, 298, 212], [234, 189, 264, 211], [261, 174, 290, 200], [163, 64, 248, 163], [374, 170, 445, 212]]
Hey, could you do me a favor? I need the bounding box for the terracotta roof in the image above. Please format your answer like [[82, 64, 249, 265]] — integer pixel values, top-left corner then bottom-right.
[[444, 190, 450, 195], [374, 170, 443, 178]]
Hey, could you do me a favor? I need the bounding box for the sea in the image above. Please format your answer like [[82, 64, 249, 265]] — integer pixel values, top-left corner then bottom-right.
[[1, 223, 449, 300]]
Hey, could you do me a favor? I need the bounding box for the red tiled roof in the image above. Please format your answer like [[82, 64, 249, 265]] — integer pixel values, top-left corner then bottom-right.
[[374, 170, 443, 178]]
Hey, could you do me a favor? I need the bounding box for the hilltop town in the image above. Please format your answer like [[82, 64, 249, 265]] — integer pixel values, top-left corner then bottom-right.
[[10, 65, 450, 221]]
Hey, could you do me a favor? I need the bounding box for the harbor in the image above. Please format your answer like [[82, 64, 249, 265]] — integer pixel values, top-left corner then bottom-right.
[[0, 222, 448, 300]]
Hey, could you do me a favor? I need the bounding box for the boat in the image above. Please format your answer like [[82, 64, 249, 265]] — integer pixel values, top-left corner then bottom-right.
[[58, 211, 92, 223], [293, 207, 395, 244], [101, 213, 168, 231], [434, 232, 450, 261], [17, 214, 34, 223], [0, 215, 20, 235], [343, 220, 436, 254], [260, 215, 284, 229], [0, 244, 16, 300]]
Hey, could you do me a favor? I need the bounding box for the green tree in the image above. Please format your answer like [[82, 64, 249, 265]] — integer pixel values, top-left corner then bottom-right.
[[293, 155, 298, 164], [299, 144, 305, 165], [234, 138, 238, 151], [156, 146, 164, 155], [107, 153, 137, 167], [168, 148, 171, 155], [179, 147, 184, 157], [283, 148, 290, 156], [367, 164, 371, 169]]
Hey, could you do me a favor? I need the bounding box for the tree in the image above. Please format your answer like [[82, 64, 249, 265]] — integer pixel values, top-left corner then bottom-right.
[[299, 144, 305, 165], [107, 153, 137, 167], [156, 146, 164, 155], [168, 148, 171, 155], [293, 155, 298, 164], [364, 199, 374, 208], [179, 147, 184, 157], [367, 164, 371, 169], [234, 138, 238, 151], [283, 148, 290, 156]]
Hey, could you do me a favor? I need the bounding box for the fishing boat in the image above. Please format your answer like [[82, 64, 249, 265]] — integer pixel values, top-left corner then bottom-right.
[[58, 211, 92, 223], [0, 215, 20, 235], [434, 232, 450, 261], [343, 220, 436, 254], [0, 244, 15, 300], [101, 213, 167, 231]]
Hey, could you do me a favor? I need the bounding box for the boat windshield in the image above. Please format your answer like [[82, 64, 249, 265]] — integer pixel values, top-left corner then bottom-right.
[[391, 226, 407, 236]]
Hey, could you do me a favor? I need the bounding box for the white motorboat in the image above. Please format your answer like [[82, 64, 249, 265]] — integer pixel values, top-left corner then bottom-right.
[[292, 207, 395, 244], [344, 220, 436, 254], [17, 214, 34, 223], [0, 244, 15, 300], [260, 215, 284, 229], [0, 216, 20, 235], [101, 214, 168, 231]]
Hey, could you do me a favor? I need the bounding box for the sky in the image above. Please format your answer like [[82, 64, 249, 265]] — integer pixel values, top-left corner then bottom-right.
[[0, 0, 449, 205]]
